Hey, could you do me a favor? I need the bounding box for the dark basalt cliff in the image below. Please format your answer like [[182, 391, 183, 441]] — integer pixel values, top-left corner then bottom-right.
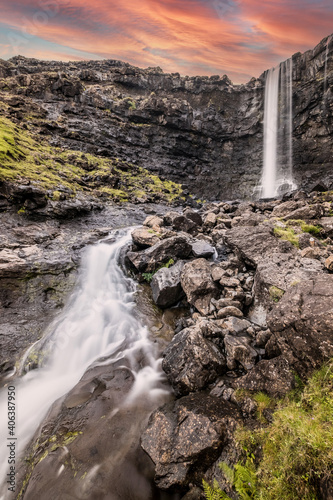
[[0, 34, 332, 200]]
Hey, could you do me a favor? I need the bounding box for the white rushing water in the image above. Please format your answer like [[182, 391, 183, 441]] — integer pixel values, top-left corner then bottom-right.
[[262, 65, 280, 198], [260, 58, 297, 199], [324, 35, 331, 95], [0, 228, 168, 499]]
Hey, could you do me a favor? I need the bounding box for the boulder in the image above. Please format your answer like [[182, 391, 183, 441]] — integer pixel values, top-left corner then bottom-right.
[[164, 211, 198, 234], [151, 261, 185, 308], [141, 393, 241, 490], [181, 259, 219, 315], [184, 209, 203, 226], [143, 215, 164, 230], [268, 275, 333, 375], [233, 356, 295, 398], [162, 325, 226, 396], [224, 335, 257, 371], [131, 227, 160, 248], [191, 240, 215, 258], [204, 212, 217, 228], [127, 235, 192, 273], [217, 307, 243, 319]]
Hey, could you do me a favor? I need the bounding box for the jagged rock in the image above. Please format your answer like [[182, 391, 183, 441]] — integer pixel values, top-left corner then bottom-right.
[[255, 329, 272, 348], [300, 247, 326, 260], [131, 227, 160, 248], [151, 261, 185, 308], [162, 325, 226, 396], [181, 259, 219, 315], [319, 217, 333, 238], [163, 211, 198, 234], [191, 240, 215, 258], [268, 275, 333, 375], [282, 204, 324, 221], [224, 335, 257, 371], [204, 213, 217, 228], [217, 307, 243, 319], [271, 200, 305, 217], [127, 234, 192, 272], [184, 209, 203, 226], [141, 393, 242, 490], [211, 265, 226, 282], [233, 356, 295, 397]]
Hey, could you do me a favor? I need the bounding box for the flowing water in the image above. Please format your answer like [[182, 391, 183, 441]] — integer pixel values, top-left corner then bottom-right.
[[259, 58, 297, 199], [0, 229, 173, 500]]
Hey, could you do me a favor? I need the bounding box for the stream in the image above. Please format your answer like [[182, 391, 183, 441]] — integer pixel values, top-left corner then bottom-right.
[[0, 228, 179, 500]]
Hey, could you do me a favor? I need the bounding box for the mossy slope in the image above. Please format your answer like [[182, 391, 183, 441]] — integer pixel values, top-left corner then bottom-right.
[[0, 116, 183, 204]]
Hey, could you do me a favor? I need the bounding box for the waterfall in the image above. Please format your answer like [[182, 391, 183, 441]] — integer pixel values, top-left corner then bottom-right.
[[260, 58, 297, 199], [0, 229, 170, 499], [324, 35, 332, 94]]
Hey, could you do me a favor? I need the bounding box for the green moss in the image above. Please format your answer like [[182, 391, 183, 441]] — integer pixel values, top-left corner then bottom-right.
[[0, 116, 184, 205], [207, 359, 333, 500], [269, 286, 285, 303], [286, 219, 322, 236], [273, 226, 299, 247], [142, 258, 175, 283]]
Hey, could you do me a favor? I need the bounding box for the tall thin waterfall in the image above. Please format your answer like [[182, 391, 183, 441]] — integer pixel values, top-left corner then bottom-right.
[[260, 58, 297, 198], [324, 35, 332, 95]]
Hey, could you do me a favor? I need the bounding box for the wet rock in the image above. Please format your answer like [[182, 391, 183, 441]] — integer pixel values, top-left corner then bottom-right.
[[162, 325, 226, 396], [181, 259, 219, 315], [234, 356, 295, 398], [191, 240, 215, 258], [141, 393, 242, 490], [131, 227, 160, 248], [127, 234, 192, 273], [268, 275, 333, 375], [224, 335, 257, 371], [151, 260, 185, 308]]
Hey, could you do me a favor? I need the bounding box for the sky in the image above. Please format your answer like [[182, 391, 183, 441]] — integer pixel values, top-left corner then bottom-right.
[[0, 0, 332, 83]]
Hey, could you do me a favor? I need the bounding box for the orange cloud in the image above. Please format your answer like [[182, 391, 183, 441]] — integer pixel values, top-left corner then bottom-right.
[[0, 0, 332, 83]]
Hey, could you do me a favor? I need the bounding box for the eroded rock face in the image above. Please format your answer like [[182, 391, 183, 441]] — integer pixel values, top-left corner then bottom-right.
[[268, 275, 333, 375], [141, 394, 242, 490], [162, 325, 226, 396], [181, 259, 219, 315]]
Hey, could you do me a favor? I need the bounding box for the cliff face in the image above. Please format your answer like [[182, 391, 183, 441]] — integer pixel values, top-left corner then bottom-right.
[[0, 34, 332, 200]]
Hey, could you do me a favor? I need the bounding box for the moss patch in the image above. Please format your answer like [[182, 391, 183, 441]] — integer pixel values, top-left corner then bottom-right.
[[0, 116, 183, 205], [269, 286, 285, 303], [273, 226, 299, 247]]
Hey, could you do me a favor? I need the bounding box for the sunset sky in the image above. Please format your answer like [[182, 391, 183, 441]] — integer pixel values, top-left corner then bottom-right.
[[0, 0, 332, 83]]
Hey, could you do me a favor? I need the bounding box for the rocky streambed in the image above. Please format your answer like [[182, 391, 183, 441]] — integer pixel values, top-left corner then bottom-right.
[[0, 188, 333, 499]]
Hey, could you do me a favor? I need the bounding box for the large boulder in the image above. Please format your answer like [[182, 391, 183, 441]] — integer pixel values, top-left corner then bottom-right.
[[181, 259, 219, 315], [191, 240, 215, 258], [233, 356, 295, 398], [131, 227, 160, 248], [151, 260, 185, 308], [127, 235, 192, 273], [141, 394, 242, 490], [162, 325, 226, 396], [268, 275, 333, 376]]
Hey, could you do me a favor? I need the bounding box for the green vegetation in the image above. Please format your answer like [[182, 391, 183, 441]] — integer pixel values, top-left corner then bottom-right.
[[286, 219, 321, 236], [269, 286, 285, 303], [0, 116, 183, 204], [142, 258, 175, 283], [273, 226, 299, 247], [204, 359, 333, 500]]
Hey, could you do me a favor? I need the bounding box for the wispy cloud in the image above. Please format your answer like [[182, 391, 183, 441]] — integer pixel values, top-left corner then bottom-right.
[[0, 0, 332, 83]]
